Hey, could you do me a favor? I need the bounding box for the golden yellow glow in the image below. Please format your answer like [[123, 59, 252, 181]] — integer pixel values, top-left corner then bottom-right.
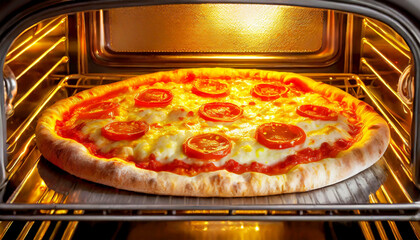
[[381, 159, 413, 202], [360, 60, 411, 146], [208, 5, 281, 34], [6, 134, 35, 173], [233, 210, 267, 215], [364, 18, 411, 54], [7, 77, 69, 148], [400, 161, 414, 182], [363, 39, 402, 74], [14, 56, 68, 108], [6, 16, 64, 58], [369, 194, 392, 240], [0, 222, 13, 239], [369, 192, 402, 239], [389, 140, 411, 168], [6, 18, 66, 64], [387, 140, 413, 185], [188, 221, 268, 232], [19, 222, 36, 239], [108, 5, 324, 53], [180, 210, 229, 215], [15, 37, 66, 80], [369, 194, 378, 203], [379, 186, 394, 203], [62, 221, 80, 240], [361, 58, 408, 109]]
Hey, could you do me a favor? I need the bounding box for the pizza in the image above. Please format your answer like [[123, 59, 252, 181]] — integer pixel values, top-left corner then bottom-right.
[[35, 68, 390, 197]]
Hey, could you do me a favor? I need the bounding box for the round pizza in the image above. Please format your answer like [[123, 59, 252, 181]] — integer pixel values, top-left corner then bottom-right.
[[35, 68, 390, 197]]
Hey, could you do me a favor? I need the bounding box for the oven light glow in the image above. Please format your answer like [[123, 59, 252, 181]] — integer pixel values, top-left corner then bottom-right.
[[208, 5, 281, 33], [108, 4, 324, 53]]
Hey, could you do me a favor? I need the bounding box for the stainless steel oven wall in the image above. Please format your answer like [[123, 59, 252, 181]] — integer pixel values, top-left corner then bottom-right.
[[4, 15, 69, 199], [0, 1, 420, 239], [80, 5, 345, 74], [359, 17, 412, 157]]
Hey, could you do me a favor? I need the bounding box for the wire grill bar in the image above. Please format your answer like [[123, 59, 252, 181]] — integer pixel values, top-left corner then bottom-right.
[[2, 73, 418, 223], [363, 19, 411, 57], [362, 39, 403, 74], [7, 77, 69, 152], [6, 16, 62, 58], [0, 214, 418, 222], [14, 56, 68, 108], [357, 75, 410, 147], [361, 58, 411, 112], [6, 17, 66, 64], [15, 37, 66, 81], [1, 203, 419, 211]]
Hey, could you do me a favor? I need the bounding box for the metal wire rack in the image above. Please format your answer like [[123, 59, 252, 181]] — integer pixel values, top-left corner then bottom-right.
[[1, 12, 419, 239], [0, 73, 418, 223]]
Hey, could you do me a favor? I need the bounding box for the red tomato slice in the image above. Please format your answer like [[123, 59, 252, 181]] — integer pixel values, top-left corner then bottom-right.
[[192, 79, 229, 98], [256, 122, 306, 149], [78, 101, 119, 119], [296, 105, 338, 121], [102, 121, 149, 141], [183, 133, 232, 160], [198, 102, 243, 122], [135, 89, 173, 107], [251, 83, 288, 101]]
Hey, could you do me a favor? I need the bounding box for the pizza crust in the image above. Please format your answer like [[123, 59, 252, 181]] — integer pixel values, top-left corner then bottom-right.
[[36, 68, 390, 197]]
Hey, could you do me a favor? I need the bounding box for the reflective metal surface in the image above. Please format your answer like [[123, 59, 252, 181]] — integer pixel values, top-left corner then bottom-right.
[[88, 4, 341, 68], [3, 64, 17, 117], [108, 5, 325, 53], [1, 74, 418, 222], [1, 5, 420, 239], [124, 221, 327, 240], [360, 18, 413, 147]]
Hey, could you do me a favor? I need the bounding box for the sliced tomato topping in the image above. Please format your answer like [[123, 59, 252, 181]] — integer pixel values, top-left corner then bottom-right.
[[256, 122, 306, 149], [198, 102, 243, 122], [135, 89, 173, 107], [102, 121, 149, 141], [78, 101, 119, 119], [183, 133, 232, 160], [251, 83, 288, 101], [192, 79, 229, 98], [296, 105, 338, 121]]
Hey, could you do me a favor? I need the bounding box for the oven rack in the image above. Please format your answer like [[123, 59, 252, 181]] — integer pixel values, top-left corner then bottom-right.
[[1, 73, 419, 223], [0, 203, 419, 221]]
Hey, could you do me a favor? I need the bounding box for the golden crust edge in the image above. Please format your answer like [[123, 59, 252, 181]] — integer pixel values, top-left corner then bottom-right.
[[35, 68, 390, 197]]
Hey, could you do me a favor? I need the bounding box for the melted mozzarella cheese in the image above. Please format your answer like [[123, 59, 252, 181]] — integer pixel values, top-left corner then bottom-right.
[[79, 80, 352, 166]]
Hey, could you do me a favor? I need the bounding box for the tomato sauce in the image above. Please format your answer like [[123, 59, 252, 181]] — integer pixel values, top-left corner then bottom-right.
[[56, 121, 116, 159], [133, 138, 355, 176], [55, 79, 363, 177], [57, 118, 359, 177]]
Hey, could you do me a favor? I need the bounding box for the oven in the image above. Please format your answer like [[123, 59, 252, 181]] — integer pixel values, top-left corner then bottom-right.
[[0, 0, 419, 239]]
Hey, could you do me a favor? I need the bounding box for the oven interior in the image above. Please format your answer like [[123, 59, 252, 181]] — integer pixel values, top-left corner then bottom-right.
[[0, 3, 419, 239]]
